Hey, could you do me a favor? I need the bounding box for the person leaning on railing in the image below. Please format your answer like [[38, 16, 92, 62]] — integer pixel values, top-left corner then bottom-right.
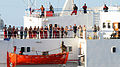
[[82, 3, 87, 14], [49, 5, 54, 14], [33, 26, 37, 39], [78, 25, 83, 38], [40, 26, 44, 39], [37, 26, 40, 39], [29, 26, 33, 39], [3, 24, 7, 39], [15, 27, 19, 38], [8, 25, 12, 39], [20, 26, 24, 39], [83, 25, 86, 39], [49, 24, 52, 38], [24, 27, 28, 39], [56, 26, 60, 38], [12, 26, 16, 39], [103, 4, 109, 12], [73, 24, 77, 38], [61, 26, 64, 38], [64, 26, 68, 38], [68, 25, 73, 38], [44, 26, 48, 39], [53, 25, 57, 38], [71, 4, 78, 15], [93, 24, 97, 39]]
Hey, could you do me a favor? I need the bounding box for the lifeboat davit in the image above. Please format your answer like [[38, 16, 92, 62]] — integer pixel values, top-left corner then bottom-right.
[[7, 52, 69, 67]]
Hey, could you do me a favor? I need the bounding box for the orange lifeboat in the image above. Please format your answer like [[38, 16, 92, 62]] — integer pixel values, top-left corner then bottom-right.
[[7, 52, 69, 67]]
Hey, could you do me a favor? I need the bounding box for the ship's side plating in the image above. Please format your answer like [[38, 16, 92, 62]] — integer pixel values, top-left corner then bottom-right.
[[0, 38, 86, 67]]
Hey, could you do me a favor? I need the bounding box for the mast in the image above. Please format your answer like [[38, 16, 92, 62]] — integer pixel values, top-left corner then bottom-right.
[[110, 0, 112, 6], [60, 0, 74, 16], [28, 0, 31, 16]]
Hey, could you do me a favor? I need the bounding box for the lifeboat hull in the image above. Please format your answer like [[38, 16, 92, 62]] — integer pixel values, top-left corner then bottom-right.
[[7, 52, 69, 66]]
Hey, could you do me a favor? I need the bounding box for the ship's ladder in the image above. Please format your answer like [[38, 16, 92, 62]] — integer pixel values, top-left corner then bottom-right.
[[93, 12, 100, 25]]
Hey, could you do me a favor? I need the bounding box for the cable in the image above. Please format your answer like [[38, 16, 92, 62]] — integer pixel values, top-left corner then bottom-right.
[[32, 47, 61, 53]]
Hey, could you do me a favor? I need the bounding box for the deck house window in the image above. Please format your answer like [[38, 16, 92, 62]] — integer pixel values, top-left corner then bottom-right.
[[108, 23, 110, 28], [118, 23, 120, 29], [103, 22, 106, 28], [27, 47, 30, 52], [67, 46, 72, 52], [21, 47, 25, 52]]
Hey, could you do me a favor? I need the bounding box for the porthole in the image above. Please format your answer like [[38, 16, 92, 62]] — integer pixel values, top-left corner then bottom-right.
[[111, 46, 116, 53]]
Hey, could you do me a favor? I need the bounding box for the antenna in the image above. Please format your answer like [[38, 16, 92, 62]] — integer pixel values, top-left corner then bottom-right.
[[110, 0, 112, 6], [72, 0, 74, 5], [28, 0, 31, 8]]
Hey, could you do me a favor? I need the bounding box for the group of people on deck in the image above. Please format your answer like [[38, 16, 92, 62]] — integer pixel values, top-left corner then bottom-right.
[[71, 3, 109, 15], [39, 5, 54, 18], [35, 3, 109, 17], [3, 24, 89, 39]]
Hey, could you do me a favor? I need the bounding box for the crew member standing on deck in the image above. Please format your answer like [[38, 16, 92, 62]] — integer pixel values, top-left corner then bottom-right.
[[56, 26, 60, 38], [40, 26, 44, 39], [33, 26, 37, 39], [44, 26, 48, 39], [103, 4, 109, 12], [29, 26, 33, 38], [64, 26, 68, 38], [24, 27, 28, 39], [37, 26, 40, 39], [49, 24, 52, 38], [73, 24, 77, 38], [82, 3, 87, 13], [3, 25, 7, 39], [15, 27, 19, 38], [20, 26, 24, 39], [69, 25, 73, 38], [53, 25, 57, 38], [83, 25, 86, 39], [49, 5, 54, 14], [40, 5, 45, 18], [61, 26, 64, 38], [71, 4, 78, 15], [8, 25, 12, 39], [12, 26, 16, 38]]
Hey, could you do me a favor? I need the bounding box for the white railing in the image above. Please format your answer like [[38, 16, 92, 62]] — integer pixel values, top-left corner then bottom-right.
[[1, 29, 118, 40], [25, 9, 120, 18]]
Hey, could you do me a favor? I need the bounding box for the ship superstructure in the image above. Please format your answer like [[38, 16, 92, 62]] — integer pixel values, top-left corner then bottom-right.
[[1, 0, 120, 67]]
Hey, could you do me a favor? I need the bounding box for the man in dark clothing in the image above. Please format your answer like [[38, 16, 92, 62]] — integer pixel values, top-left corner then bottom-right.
[[93, 25, 97, 39], [71, 4, 78, 15], [3, 25, 7, 39], [73, 24, 77, 38], [40, 5, 45, 18], [103, 4, 109, 12], [8, 25, 12, 39], [49, 24, 52, 38], [82, 3, 87, 13], [20, 26, 24, 39], [49, 5, 54, 13]]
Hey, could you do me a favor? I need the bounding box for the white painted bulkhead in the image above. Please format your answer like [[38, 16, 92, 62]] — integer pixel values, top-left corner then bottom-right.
[[1, 38, 120, 67], [100, 12, 120, 38], [24, 13, 94, 29], [0, 40, 13, 67], [86, 39, 120, 67], [24, 16, 42, 28], [0, 38, 86, 67]]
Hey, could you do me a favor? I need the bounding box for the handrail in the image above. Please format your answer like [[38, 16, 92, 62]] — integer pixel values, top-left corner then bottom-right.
[[25, 9, 120, 17], [0, 29, 118, 40]]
